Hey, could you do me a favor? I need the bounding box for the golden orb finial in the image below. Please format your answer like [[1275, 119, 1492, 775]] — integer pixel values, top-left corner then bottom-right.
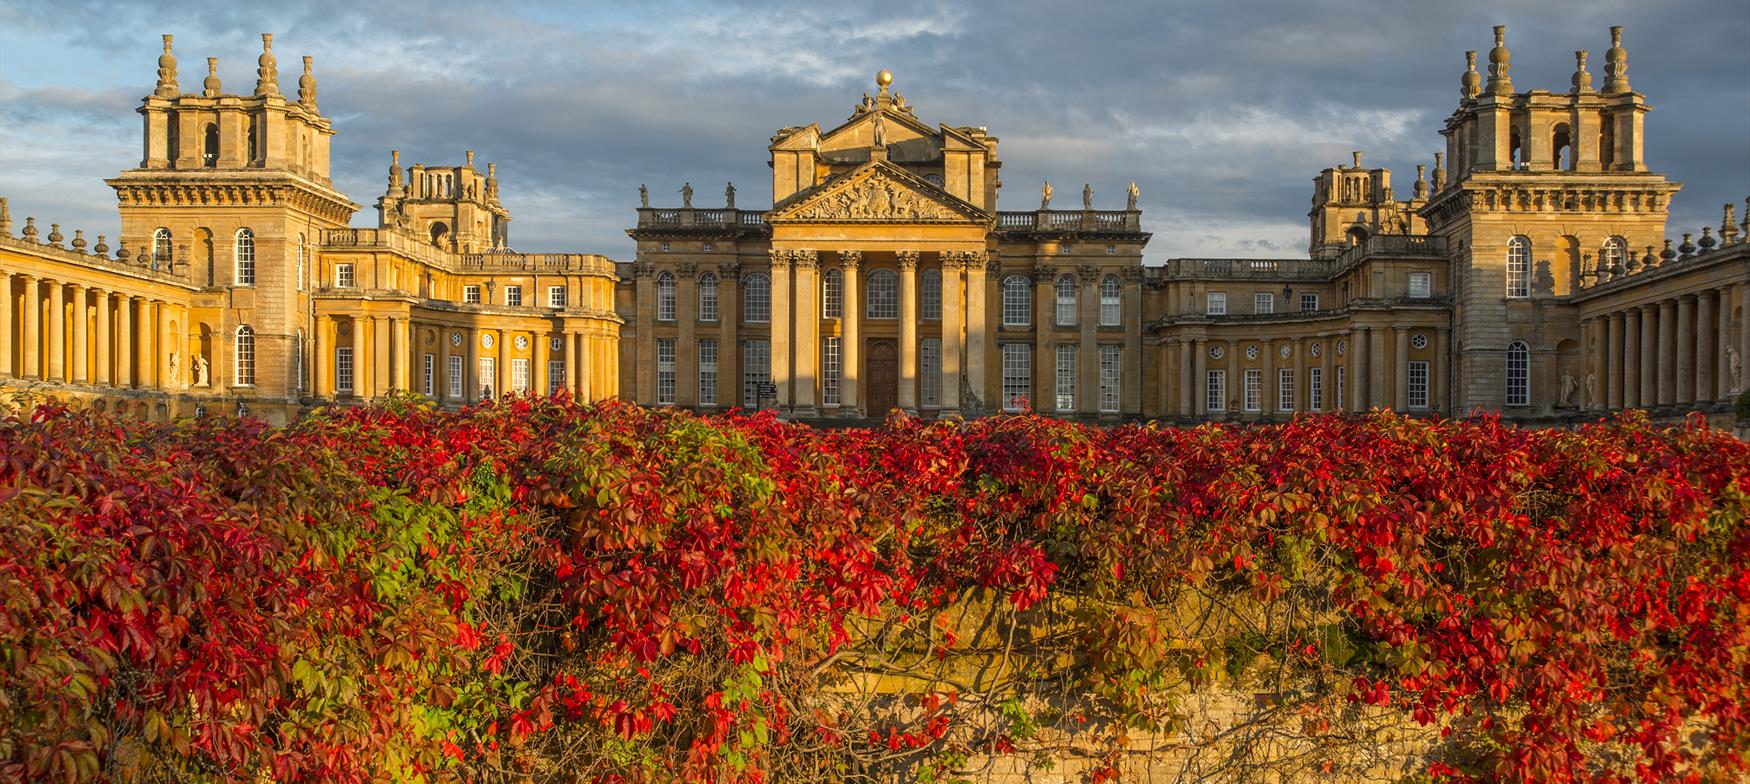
[[876, 69, 893, 88]]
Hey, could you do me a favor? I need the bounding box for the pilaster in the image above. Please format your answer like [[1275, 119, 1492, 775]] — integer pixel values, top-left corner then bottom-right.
[[897, 250, 918, 412]]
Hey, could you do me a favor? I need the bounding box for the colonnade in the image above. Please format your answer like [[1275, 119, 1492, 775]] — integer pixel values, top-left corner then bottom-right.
[[1582, 282, 1747, 410], [0, 271, 189, 391], [1167, 324, 1449, 417]]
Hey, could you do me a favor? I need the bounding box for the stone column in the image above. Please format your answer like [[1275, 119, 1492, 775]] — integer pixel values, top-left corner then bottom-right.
[[535, 330, 550, 396], [1394, 327, 1410, 411], [1675, 295, 1695, 405], [898, 250, 919, 411], [1586, 318, 1605, 410], [965, 252, 989, 410], [1182, 338, 1197, 416], [1435, 327, 1451, 413], [769, 250, 792, 409], [0, 273, 11, 378], [563, 330, 579, 398], [376, 317, 393, 396], [1696, 290, 1715, 403], [139, 299, 155, 389], [839, 252, 862, 413], [114, 294, 131, 387], [634, 262, 656, 404], [1078, 269, 1098, 415], [496, 329, 511, 398], [1260, 338, 1275, 414], [1623, 308, 1641, 408], [677, 270, 697, 407], [353, 317, 369, 398], [1293, 338, 1307, 412], [1718, 286, 1734, 400], [47, 281, 65, 381], [1225, 338, 1239, 414], [18, 277, 39, 378], [1032, 268, 1054, 409], [1739, 284, 1750, 396], [1607, 312, 1623, 409], [398, 317, 413, 392], [939, 254, 962, 411], [717, 263, 740, 407], [69, 285, 88, 384], [793, 250, 820, 413], [1123, 271, 1143, 415], [314, 316, 329, 397], [93, 290, 111, 386], [1638, 306, 1657, 407], [1657, 299, 1676, 405], [1369, 327, 1387, 410]]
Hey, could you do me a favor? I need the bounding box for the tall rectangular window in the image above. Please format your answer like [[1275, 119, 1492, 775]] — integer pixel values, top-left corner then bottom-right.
[[1309, 366, 1323, 411], [511, 358, 530, 393], [921, 270, 942, 321], [698, 339, 718, 406], [292, 335, 305, 393], [1336, 366, 1345, 410], [1098, 345, 1120, 413], [478, 357, 497, 398], [336, 263, 355, 288], [700, 276, 719, 322], [423, 353, 435, 396], [1278, 368, 1294, 412], [1408, 272, 1432, 299], [1409, 360, 1430, 409], [464, 285, 481, 304], [1206, 292, 1227, 315], [1300, 293, 1319, 312], [1002, 344, 1031, 412], [1254, 292, 1274, 314], [920, 338, 941, 407], [336, 346, 354, 394], [821, 337, 842, 406], [1206, 369, 1226, 412], [1244, 369, 1262, 412], [743, 340, 771, 407], [548, 360, 565, 395], [548, 286, 567, 308], [1054, 344, 1077, 413], [448, 356, 463, 399], [656, 339, 676, 405], [505, 285, 523, 306]]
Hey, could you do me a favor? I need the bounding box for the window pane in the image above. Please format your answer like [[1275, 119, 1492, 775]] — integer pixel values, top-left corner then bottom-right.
[[1002, 344, 1031, 412], [822, 337, 841, 406], [743, 340, 770, 406], [1409, 360, 1429, 409], [920, 339, 941, 406], [1099, 276, 1121, 326], [1055, 344, 1076, 412], [699, 274, 719, 321], [448, 356, 463, 399], [699, 339, 718, 406], [1244, 369, 1262, 411], [1506, 341, 1529, 405], [1206, 369, 1226, 412], [1278, 368, 1294, 411], [1055, 276, 1077, 326], [1207, 292, 1226, 315], [922, 269, 942, 321], [867, 270, 898, 319], [1309, 367, 1323, 411], [1507, 237, 1531, 298], [657, 273, 676, 321], [1003, 276, 1032, 326], [656, 338, 676, 404], [1098, 344, 1120, 413], [744, 274, 771, 323]]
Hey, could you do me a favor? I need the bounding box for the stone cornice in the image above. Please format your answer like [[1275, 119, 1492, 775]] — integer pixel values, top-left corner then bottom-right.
[[107, 170, 360, 225]]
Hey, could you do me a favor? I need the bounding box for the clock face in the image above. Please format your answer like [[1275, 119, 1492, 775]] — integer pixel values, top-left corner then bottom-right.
[[450, 332, 462, 347], [481, 333, 495, 349], [515, 335, 529, 350], [1246, 345, 1259, 360]]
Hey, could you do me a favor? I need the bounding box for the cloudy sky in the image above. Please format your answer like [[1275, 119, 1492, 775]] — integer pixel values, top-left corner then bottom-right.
[[1, 0, 1745, 261]]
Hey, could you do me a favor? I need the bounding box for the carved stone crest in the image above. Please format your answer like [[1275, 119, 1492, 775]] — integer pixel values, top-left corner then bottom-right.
[[790, 170, 959, 222]]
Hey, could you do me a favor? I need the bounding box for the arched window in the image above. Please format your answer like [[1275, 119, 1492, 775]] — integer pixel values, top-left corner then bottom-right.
[[430, 222, 449, 248], [1099, 275, 1122, 326], [656, 271, 677, 321], [234, 325, 256, 387], [1552, 123, 1572, 170], [743, 273, 771, 323], [203, 123, 218, 167], [823, 268, 843, 319], [698, 272, 719, 321], [152, 228, 172, 264], [233, 228, 255, 285], [1346, 226, 1370, 247], [1002, 275, 1032, 326], [921, 268, 942, 320], [866, 269, 898, 319], [1505, 236, 1530, 298], [1055, 275, 1078, 326], [247, 115, 259, 164], [1599, 236, 1627, 273], [166, 116, 179, 164], [296, 233, 306, 291], [1505, 340, 1529, 406]]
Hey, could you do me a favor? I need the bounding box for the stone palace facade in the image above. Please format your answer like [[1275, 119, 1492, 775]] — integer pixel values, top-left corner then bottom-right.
[[1, 27, 1745, 425]]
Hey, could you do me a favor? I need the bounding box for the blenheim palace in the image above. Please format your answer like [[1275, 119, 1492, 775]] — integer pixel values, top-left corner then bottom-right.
[[1, 27, 1746, 425]]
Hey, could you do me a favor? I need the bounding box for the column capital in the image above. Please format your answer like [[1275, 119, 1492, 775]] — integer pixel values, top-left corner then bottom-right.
[[895, 250, 919, 269], [1076, 264, 1101, 283], [1030, 264, 1058, 282], [717, 261, 742, 279], [837, 249, 862, 269], [790, 249, 819, 269]]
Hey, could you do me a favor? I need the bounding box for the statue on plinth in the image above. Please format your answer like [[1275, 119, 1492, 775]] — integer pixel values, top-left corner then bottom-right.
[[725, 182, 736, 208], [680, 182, 693, 208], [1040, 181, 1053, 210], [1127, 181, 1139, 210], [639, 184, 649, 208], [194, 354, 210, 387], [1558, 370, 1576, 407], [1584, 371, 1597, 408], [1082, 183, 1093, 210]]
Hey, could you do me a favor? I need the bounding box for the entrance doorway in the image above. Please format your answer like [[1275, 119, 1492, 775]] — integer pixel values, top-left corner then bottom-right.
[[866, 339, 897, 415]]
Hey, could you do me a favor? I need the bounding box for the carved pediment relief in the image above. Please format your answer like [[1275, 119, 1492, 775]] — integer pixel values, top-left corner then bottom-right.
[[775, 166, 982, 223]]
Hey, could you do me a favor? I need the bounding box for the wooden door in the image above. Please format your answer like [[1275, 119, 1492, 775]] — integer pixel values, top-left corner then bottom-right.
[[866, 339, 897, 415]]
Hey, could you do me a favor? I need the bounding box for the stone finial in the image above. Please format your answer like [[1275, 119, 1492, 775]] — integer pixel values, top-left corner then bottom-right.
[[1570, 50, 1592, 94], [1659, 238, 1677, 262], [1625, 246, 1641, 273], [46, 223, 63, 247], [1698, 226, 1716, 253], [1642, 246, 1656, 269], [1460, 51, 1481, 100], [255, 33, 280, 97], [115, 240, 130, 261], [204, 57, 221, 97], [21, 216, 37, 241], [1351, 151, 1362, 169], [94, 235, 109, 256], [1603, 26, 1629, 94], [1486, 26, 1513, 96], [1413, 164, 1428, 199], [298, 55, 317, 109], [1678, 232, 1695, 258], [71, 229, 87, 253], [0, 196, 10, 236], [1432, 152, 1446, 191], [465, 149, 475, 169], [1723, 203, 1740, 245], [155, 34, 179, 98], [1742, 196, 1749, 242], [387, 150, 402, 191]]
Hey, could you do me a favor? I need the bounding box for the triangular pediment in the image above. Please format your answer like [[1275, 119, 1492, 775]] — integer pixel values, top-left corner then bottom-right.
[[769, 162, 989, 224]]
